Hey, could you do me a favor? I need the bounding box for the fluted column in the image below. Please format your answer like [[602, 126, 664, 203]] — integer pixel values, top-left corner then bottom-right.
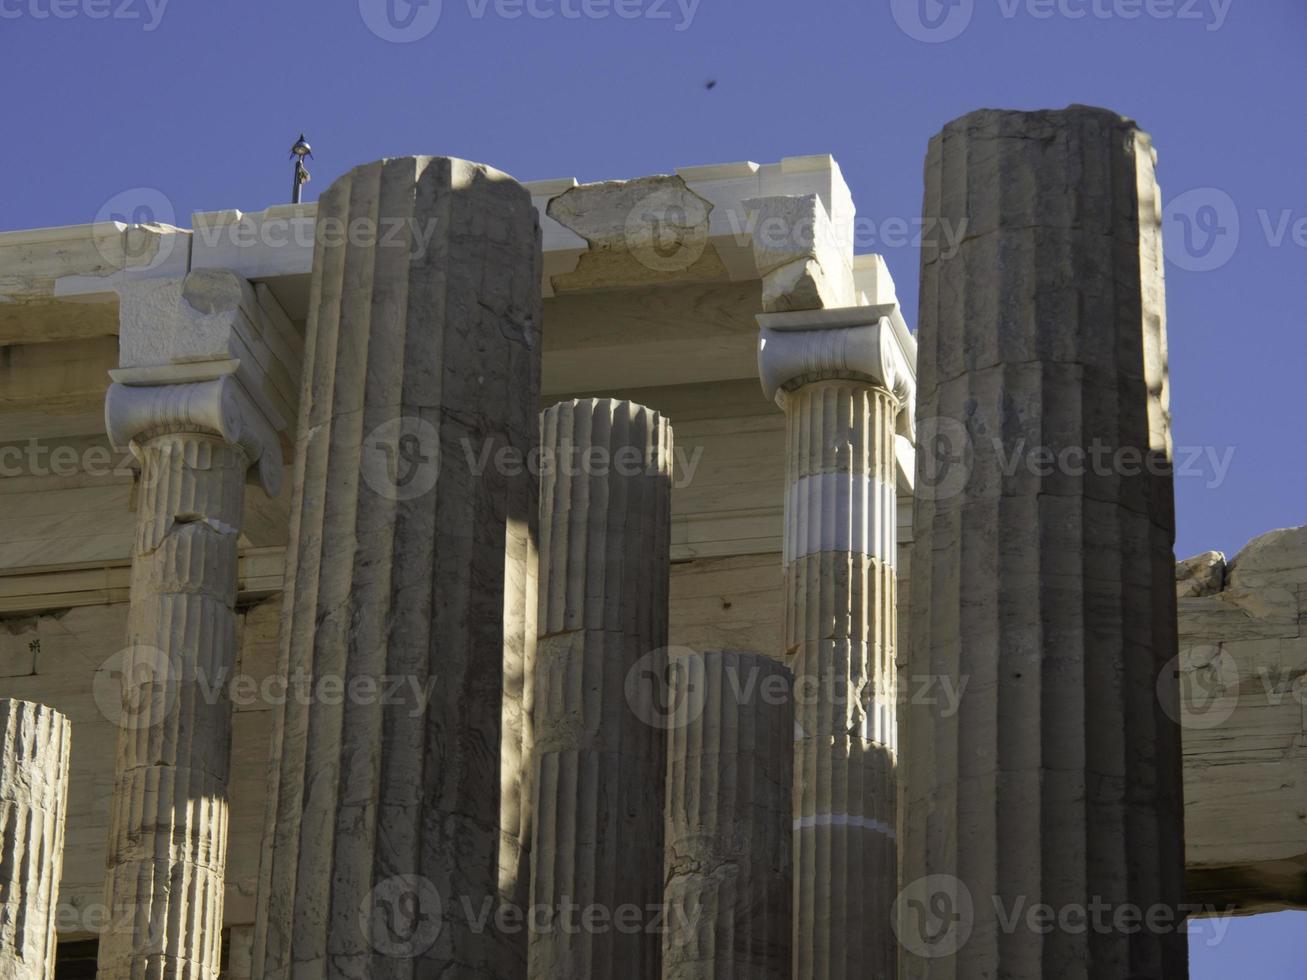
[[99, 377, 281, 980], [901, 106, 1187, 979], [252, 156, 542, 980], [0, 700, 71, 980], [757, 312, 914, 980], [528, 398, 672, 980], [662, 650, 793, 980]]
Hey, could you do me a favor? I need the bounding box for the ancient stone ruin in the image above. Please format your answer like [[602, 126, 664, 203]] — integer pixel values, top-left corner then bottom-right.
[[0, 106, 1302, 979]]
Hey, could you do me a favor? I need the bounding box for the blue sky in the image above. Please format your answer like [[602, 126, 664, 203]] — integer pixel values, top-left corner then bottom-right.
[[3, 0, 1304, 972]]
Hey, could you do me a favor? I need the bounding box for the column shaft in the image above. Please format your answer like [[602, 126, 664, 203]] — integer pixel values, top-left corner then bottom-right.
[[99, 433, 246, 980], [0, 700, 71, 980], [784, 381, 898, 980], [901, 106, 1187, 979], [528, 398, 672, 980], [662, 650, 792, 980], [252, 156, 541, 980]]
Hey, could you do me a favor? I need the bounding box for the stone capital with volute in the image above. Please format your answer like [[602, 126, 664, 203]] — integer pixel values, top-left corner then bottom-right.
[[757, 305, 916, 440]]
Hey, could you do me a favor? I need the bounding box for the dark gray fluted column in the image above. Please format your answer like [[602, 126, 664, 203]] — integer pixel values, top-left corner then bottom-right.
[[528, 398, 672, 980], [900, 106, 1188, 980], [252, 155, 542, 980], [662, 650, 792, 980]]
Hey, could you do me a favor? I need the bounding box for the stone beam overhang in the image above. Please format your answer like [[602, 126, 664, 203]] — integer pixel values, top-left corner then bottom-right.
[[0, 155, 855, 335]]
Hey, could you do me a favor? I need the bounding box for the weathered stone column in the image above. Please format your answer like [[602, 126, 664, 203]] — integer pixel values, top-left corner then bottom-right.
[[528, 398, 672, 980], [757, 309, 914, 980], [252, 156, 541, 980], [900, 106, 1188, 979], [662, 650, 793, 980], [0, 700, 71, 980], [99, 270, 293, 980]]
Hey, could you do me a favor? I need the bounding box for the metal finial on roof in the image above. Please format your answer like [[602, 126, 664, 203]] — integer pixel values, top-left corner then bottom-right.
[[290, 134, 313, 204]]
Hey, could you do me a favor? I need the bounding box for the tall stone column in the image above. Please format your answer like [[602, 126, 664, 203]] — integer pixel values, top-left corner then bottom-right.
[[97, 265, 296, 980], [0, 700, 71, 980], [528, 398, 672, 980], [252, 156, 542, 980], [900, 106, 1188, 979], [662, 650, 793, 980], [99, 376, 282, 980], [757, 310, 914, 980]]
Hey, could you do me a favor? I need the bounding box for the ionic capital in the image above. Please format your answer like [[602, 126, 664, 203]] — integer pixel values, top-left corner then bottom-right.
[[107, 267, 302, 499], [104, 375, 282, 496], [757, 307, 916, 414]]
